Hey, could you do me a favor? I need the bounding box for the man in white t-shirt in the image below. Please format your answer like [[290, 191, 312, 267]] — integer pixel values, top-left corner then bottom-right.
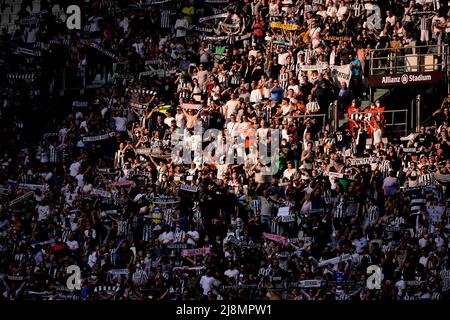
[[385, 9, 397, 26], [164, 111, 175, 127], [132, 38, 145, 58], [200, 270, 216, 297], [66, 234, 79, 252], [248, 44, 259, 58], [158, 225, 174, 244], [277, 47, 289, 66], [226, 114, 240, 137], [186, 224, 200, 246], [250, 82, 262, 103], [36, 202, 50, 222], [113, 113, 128, 132], [224, 262, 240, 281], [223, 93, 240, 120], [432, 11, 446, 40], [174, 15, 189, 38], [283, 161, 297, 180], [337, 1, 349, 21], [69, 161, 81, 177], [326, 0, 337, 18]]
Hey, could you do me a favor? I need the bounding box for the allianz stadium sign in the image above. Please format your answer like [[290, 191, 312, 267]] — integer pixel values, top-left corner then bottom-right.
[[368, 71, 445, 87]]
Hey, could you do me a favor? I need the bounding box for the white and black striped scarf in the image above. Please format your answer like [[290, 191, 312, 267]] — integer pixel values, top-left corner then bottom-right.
[[160, 10, 172, 28], [142, 224, 153, 242], [230, 70, 241, 85], [334, 196, 346, 218], [365, 205, 379, 224], [393, 216, 406, 227], [117, 220, 129, 235], [379, 160, 392, 179], [418, 173, 435, 186], [94, 286, 120, 293]]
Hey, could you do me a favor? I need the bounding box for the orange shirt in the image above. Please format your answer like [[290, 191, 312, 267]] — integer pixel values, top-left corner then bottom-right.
[[375, 106, 385, 123]]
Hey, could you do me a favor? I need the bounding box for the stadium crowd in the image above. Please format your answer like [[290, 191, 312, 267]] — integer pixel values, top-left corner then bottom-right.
[[1, 0, 450, 301]]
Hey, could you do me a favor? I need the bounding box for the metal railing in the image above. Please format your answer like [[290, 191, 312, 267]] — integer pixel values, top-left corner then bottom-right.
[[351, 109, 409, 137], [368, 44, 449, 76], [274, 113, 328, 128]]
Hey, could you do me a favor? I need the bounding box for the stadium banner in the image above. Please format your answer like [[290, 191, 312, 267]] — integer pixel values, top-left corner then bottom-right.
[[42, 132, 59, 139], [15, 47, 42, 57], [278, 215, 296, 223], [328, 172, 344, 179], [204, 33, 251, 42], [182, 103, 202, 110], [179, 184, 200, 193], [7, 73, 35, 81], [198, 13, 228, 23], [82, 132, 116, 142], [402, 147, 417, 153], [72, 101, 89, 107], [205, 0, 229, 3], [153, 196, 181, 205], [318, 254, 352, 267], [181, 247, 211, 257], [299, 64, 329, 72], [9, 191, 34, 206], [18, 183, 49, 191], [166, 243, 189, 250], [323, 35, 352, 42], [330, 64, 352, 88], [97, 168, 118, 174], [145, 59, 162, 65], [139, 70, 157, 78], [298, 280, 323, 288], [151, 0, 173, 4], [226, 236, 242, 247], [90, 42, 118, 61], [108, 269, 129, 275], [263, 232, 289, 246], [94, 286, 120, 293], [101, 210, 119, 215], [299, 64, 330, 82], [30, 239, 55, 248], [350, 156, 379, 166], [221, 23, 240, 29], [91, 188, 112, 198], [130, 102, 150, 110], [270, 40, 291, 47], [136, 148, 153, 155], [18, 16, 40, 26], [173, 265, 205, 271], [7, 275, 25, 281], [112, 180, 136, 188], [191, 26, 214, 33], [270, 22, 299, 31], [368, 71, 445, 87]]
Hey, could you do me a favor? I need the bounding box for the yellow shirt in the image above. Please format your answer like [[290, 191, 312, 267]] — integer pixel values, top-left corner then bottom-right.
[[182, 6, 195, 24]]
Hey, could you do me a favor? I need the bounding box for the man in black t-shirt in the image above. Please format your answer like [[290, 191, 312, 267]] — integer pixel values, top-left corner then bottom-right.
[[334, 127, 352, 151], [414, 126, 433, 150]]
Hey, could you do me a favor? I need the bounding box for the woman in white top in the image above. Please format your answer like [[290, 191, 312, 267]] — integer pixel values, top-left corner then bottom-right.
[[369, 121, 383, 146], [269, 0, 280, 20]]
